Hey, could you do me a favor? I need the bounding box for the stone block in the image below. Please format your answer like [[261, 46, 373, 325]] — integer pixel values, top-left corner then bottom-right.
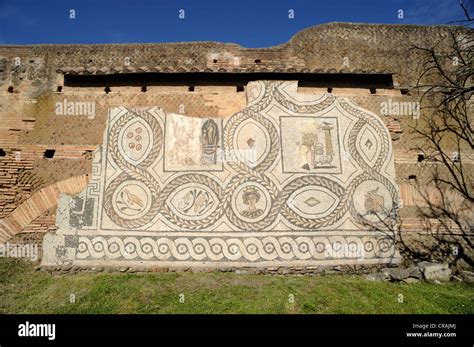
[[419, 263, 451, 282], [402, 277, 420, 284], [381, 267, 410, 281], [459, 270, 474, 283], [407, 265, 423, 279]]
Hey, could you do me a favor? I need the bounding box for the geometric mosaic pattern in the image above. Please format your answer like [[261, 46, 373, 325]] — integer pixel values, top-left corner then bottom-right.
[[41, 81, 401, 268]]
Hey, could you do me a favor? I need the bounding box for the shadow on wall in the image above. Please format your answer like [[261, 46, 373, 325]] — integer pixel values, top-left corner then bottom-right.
[[64, 72, 394, 89]]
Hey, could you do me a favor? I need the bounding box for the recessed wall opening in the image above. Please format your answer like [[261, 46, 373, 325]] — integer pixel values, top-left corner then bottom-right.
[[141, 86, 147, 92], [7, 86, 14, 93], [43, 149, 55, 159], [370, 87, 376, 94], [57, 86, 63, 92], [408, 175, 417, 180], [0, 149, 6, 157], [327, 87, 333, 93], [417, 154, 425, 162], [213, 59, 218, 63], [188, 85, 195, 92], [255, 59, 262, 64], [64, 72, 394, 89], [236, 85, 244, 92], [84, 150, 93, 159], [104, 86, 111, 93], [400, 88, 410, 95]]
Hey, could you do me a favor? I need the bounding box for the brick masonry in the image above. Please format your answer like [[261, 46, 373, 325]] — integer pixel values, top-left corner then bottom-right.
[[0, 22, 472, 268]]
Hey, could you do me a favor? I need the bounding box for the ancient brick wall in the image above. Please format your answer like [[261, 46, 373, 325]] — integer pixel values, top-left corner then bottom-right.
[[0, 22, 472, 268]]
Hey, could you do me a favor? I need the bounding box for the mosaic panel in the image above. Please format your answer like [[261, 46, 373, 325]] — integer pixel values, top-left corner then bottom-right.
[[42, 81, 401, 269]]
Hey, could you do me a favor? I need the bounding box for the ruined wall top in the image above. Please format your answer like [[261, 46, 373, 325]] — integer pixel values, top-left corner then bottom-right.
[[0, 22, 472, 87]]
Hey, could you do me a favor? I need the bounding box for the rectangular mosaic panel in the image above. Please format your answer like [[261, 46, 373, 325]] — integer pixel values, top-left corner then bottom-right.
[[280, 116, 342, 174]]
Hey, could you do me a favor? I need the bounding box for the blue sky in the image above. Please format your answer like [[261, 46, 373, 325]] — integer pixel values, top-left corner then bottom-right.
[[0, 0, 471, 47]]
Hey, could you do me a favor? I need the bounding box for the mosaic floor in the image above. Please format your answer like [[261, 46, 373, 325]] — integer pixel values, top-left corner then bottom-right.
[[42, 81, 401, 269]]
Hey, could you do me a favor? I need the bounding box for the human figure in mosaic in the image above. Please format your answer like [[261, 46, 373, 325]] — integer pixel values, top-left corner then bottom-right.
[[240, 187, 264, 218], [299, 132, 316, 170], [201, 119, 219, 164]]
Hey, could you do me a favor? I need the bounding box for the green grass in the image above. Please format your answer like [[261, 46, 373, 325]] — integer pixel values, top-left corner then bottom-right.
[[1, 258, 473, 314]]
